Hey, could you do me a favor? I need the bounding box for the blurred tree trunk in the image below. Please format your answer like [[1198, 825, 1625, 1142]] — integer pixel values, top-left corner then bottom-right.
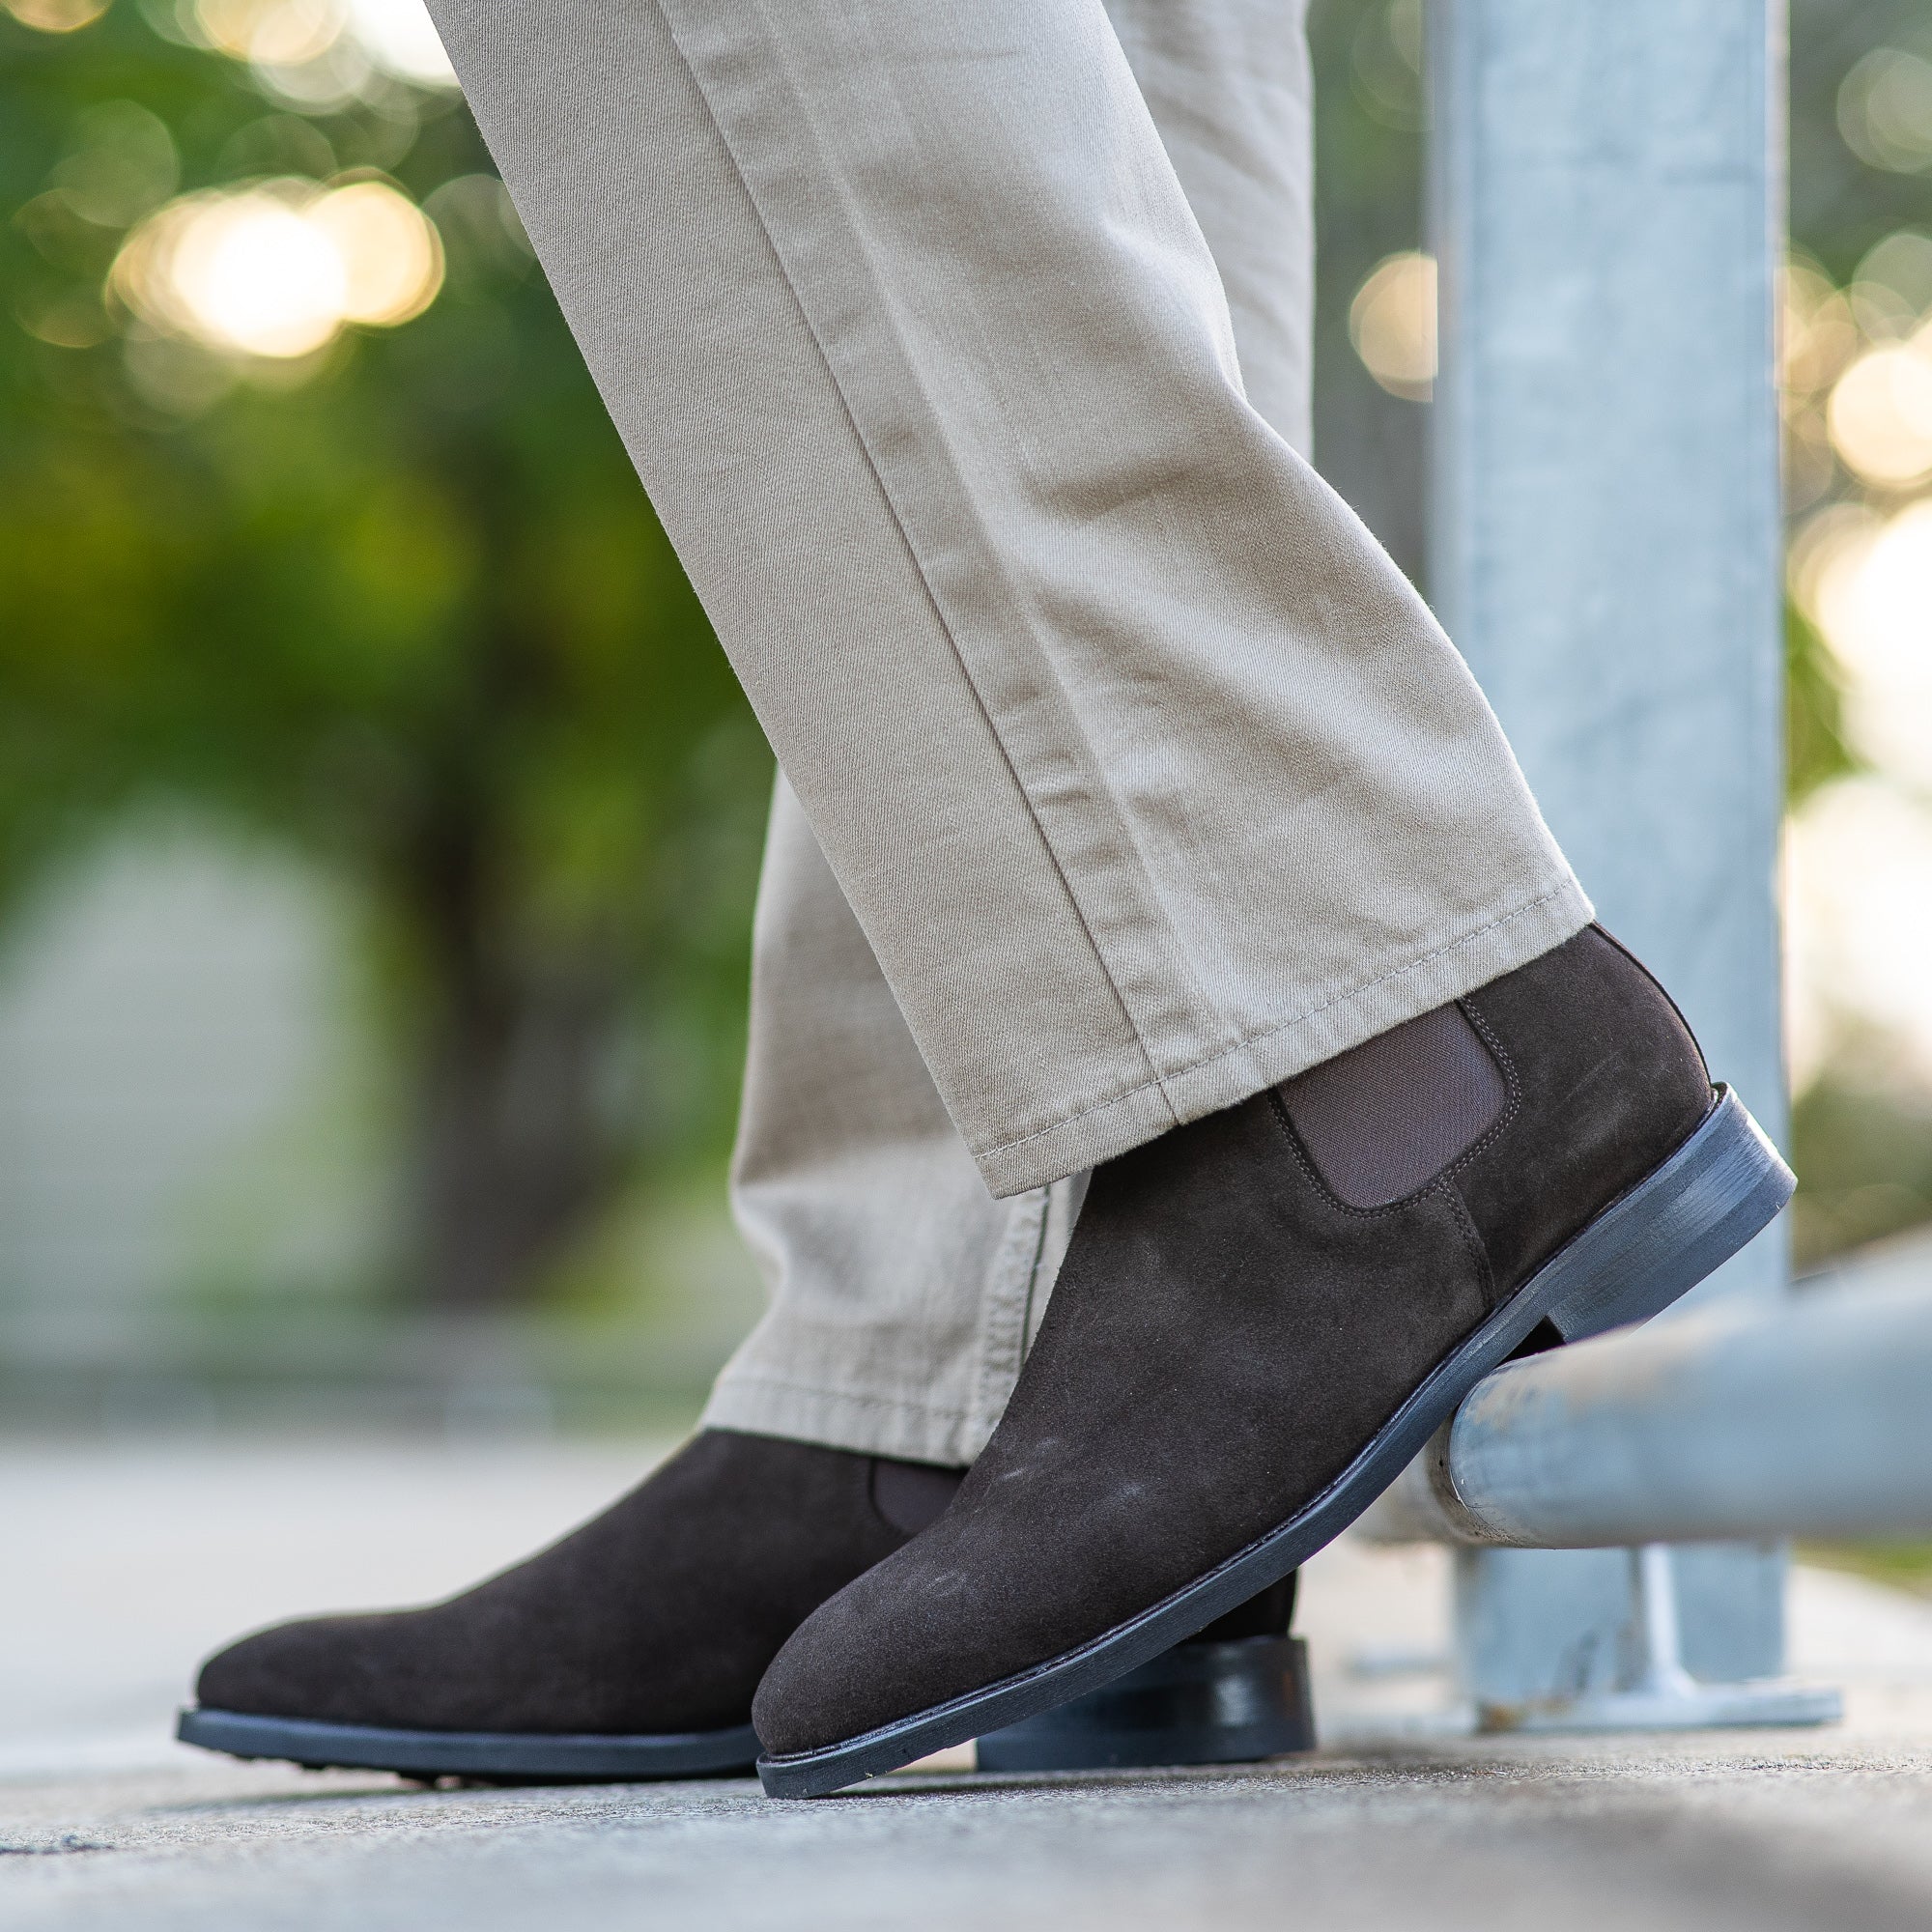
[[400, 782, 628, 1312]]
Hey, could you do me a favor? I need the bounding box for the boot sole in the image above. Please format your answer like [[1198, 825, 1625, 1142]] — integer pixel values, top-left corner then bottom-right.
[[180, 1639, 1315, 1783], [757, 1084, 1791, 1798], [174, 1706, 761, 1782]]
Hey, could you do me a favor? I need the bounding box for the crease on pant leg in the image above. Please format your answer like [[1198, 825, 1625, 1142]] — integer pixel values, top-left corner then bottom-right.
[[669, 0, 1575, 1445], [649, 0, 1251, 1102], [708, 0, 1315, 1457], [437, 0, 1585, 1188], [958, 1186, 1049, 1462], [1103, 0, 1315, 458], [704, 778, 1059, 1464], [958, 1171, 1088, 1458], [427, 0, 1176, 1196], [709, 1173, 1083, 1464], [722, 1184, 1056, 1468], [646, 0, 1590, 1194], [689, 2, 1576, 1446]]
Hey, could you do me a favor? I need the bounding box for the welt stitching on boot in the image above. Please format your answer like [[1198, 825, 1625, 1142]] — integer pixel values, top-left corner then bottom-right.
[[753, 927, 1791, 1797]]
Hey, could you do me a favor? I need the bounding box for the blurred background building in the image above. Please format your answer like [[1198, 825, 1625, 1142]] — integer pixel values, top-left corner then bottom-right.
[[2, 0, 1930, 1434]]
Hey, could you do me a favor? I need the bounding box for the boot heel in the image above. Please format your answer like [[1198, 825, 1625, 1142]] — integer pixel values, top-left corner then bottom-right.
[[974, 1634, 1315, 1773], [1544, 1086, 1793, 1344]]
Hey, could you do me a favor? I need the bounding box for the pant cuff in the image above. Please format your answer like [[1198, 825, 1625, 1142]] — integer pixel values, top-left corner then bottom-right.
[[972, 879, 1594, 1196], [700, 1373, 978, 1467]]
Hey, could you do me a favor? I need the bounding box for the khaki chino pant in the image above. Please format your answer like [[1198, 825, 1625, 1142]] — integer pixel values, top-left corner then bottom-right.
[[425, 0, 1592, 1463]]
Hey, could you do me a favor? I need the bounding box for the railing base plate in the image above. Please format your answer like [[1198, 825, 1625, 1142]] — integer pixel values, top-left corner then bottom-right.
[[1483, 1677, 1842, 1734]]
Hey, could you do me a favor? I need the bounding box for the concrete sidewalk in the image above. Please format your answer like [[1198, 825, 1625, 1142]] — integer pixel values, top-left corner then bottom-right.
[[7, 1437, 1932, 1930]]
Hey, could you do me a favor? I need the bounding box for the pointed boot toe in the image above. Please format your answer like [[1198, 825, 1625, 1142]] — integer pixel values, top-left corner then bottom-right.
[[195, 1615, 375, 1722], [179, 1430, 940, 1781]]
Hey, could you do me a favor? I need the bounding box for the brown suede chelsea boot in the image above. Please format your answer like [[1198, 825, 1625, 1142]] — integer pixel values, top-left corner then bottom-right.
[[180, 1428, 957, 1780], [179, 1428, 1310, 1780], [753, 926, 1794, 1797]]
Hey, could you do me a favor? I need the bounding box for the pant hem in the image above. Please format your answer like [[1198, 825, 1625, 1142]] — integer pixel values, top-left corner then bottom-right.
[[700, 1374, 977, 1466], [973, 878, 1594, 1195]]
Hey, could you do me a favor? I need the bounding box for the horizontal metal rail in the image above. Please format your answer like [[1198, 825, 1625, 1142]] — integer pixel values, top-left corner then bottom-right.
[[1355, 1281, 1932, 1548]]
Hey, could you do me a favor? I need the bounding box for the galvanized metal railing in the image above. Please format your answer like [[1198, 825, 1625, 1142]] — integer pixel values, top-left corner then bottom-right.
[[1424, 0, 1793, 1722], [1350, 1281, 1932, 1730], [1357, 1283, 1932, 1550]]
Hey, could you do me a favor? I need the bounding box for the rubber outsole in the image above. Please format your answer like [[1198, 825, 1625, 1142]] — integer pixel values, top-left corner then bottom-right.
[[174, 1707, 760, 1782], [178, 1639, 1315, 1783], [756, 1085, 1792, 1799]]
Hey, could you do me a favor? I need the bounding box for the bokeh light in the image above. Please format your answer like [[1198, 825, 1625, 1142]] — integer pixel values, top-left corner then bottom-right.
[[1786, 776, 1932, 1092], [1849, 230, 1932, 338], [1349, 249, 1436, 401], [1781, 256, 1858, 513], [51, 99, 181, 228], [1783, 258, 1859, 398], [3, 0, 110, 29], [1827, 336, 1932, 488], [1802, 497, 1932, 788], [421, 172, 532, 273], [1838, 46, 1932, 175], [169, 193, 346, 357], [339, 0, 454, 87], [168, 0, 459, 105], [194, 0, 337, 66], [307, 179, 442, 323], [112, 177, 443, 361]]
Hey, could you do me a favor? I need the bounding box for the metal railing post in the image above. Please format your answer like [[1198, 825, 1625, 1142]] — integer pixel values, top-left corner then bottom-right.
[[1427, 0, 1795, 1724]]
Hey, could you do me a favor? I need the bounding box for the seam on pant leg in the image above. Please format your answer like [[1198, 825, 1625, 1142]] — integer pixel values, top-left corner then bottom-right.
[[958, 1186, 1051, 1460], [704, 1371, 975, 1422], [650, 0, 1239, 1106], [641, 0, 1169, 1122], [701, 1372, 981, 1463]]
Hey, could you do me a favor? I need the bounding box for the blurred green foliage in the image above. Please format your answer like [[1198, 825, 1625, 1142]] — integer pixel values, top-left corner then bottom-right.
[[4, 0, 1931, 1325], [1785, 0, 1932, 1271], [1791, 0, 1932, 281], [1784, 599, 1857, 808], [1803, 1538, 1932, 1598], [1790, 1059, 1932, 1266], [1781, 0, 1917, 822], [1305, 0, 1431, 580], [1, 2, 770, 1308]]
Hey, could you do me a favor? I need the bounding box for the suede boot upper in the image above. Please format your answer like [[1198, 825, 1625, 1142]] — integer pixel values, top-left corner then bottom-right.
[[196, 1429, 939, 1737], [753, 927, 1711, 1757]]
